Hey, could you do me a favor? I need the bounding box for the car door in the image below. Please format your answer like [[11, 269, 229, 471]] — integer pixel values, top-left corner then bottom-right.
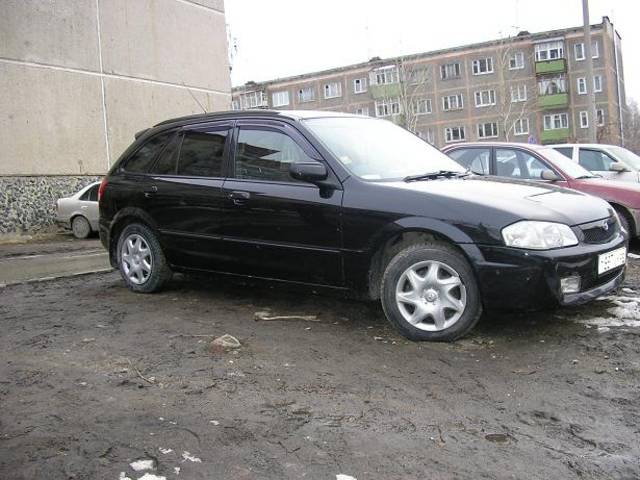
[[144, 122, 232, 270], [578, 147, 617, 179], [220, 121, 344, 286], [494, 147, 569, 187], [79, 184, 100, 229]]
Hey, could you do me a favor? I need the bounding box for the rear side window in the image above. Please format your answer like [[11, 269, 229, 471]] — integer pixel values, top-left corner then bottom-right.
[[123, 132, 171, 173], [554, 147, 573, 159], [151, 134, 180, 175], [80, 185, 99, 201], [177, 130, 228, 177]]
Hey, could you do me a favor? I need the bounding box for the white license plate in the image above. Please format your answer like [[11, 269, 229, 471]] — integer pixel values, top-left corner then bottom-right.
[[597, 247, 627, 275]]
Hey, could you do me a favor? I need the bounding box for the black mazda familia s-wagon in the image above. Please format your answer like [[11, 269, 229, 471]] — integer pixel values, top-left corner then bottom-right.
[[98, 110, 627, 341]]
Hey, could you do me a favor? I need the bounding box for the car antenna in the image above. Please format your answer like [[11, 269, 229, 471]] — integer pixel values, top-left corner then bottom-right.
[[183, 83, 207, 113]]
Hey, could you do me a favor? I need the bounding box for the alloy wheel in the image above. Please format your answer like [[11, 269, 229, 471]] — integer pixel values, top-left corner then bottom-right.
[[121, 233, 153, 285]]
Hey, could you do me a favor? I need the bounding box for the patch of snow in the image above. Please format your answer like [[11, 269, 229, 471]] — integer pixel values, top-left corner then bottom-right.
[[174, 467, 181, 475], [119, 473, 132, 480], [138, 475, 166, 480], [578, 316, 640, 328], [627, 252, 640, 259], [158, 447, 173, 454], [336, 475, 357, 480], [130, 459, 154, 471], [181, 451, 202, 463], [209, 420, 219, 425]]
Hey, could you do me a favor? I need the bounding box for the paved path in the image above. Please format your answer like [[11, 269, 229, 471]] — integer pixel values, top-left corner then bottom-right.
[[0, 246, 111, 285]]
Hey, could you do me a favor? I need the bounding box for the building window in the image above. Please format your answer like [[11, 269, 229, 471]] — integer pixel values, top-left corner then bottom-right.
[[579, 111, 589, 128], [477, 122, 499, 139], [271, 91, 290, 107], [241, 91, 267, 109], [355, 106, 370, 116], [577, 77, 587, 95], [324, 82, 342, 99], [413, 98, 432, 115], [298, 87, 315, 103], [418, 129, 435, 144], [442, 93, 464, 111], [444, 126, 466, 143], [539, 75, 566, 95], [594, 75, 603, 92], [474, 89, 496, 107], [510, 84, 527, 102], [472, 57, 494, 75], [440, 62, 461, 80], [543, 113, 569, 130], [575, 41, 599, 60], [371, 66, 399, 85], [597, 108, 605, 126], [535, 40, 564, 61], [509, 52, 525, 70], [375, 98, 401, 117], [514, 118, 529, 136], [231, 99, 240, 110], [408, 68, 430, 84], [353, 77, 368, 94]]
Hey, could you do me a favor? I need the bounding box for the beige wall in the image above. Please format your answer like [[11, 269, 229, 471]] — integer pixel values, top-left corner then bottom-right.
[[0, 0, 231, 176]]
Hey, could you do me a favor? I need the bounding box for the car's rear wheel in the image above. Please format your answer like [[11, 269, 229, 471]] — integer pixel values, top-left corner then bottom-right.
[[71, 216, 91, 239], [380, 242, 482, 341], [116, 223, 172, 293]]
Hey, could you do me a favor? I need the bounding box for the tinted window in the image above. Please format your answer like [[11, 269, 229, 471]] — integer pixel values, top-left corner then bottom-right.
[[80, 185, 98, 201], [579, 148, 615, 171], [447, 148, 490, 174], [496, 149, 549, 180], [234, 129, 315, 183], [151, 134, 179, 175], [554, 147, 573, 159], [177, 130, 228, 177], [123, 132, 171, 173]]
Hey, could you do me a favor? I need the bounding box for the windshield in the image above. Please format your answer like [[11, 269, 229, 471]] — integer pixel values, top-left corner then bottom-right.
[[539, 147, 597, 179], [609, 146, 640, 170], [303, 117, 465, 180]]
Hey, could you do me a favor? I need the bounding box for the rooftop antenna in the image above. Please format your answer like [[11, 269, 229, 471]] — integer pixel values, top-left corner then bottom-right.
[[183, 83, 207, 114]]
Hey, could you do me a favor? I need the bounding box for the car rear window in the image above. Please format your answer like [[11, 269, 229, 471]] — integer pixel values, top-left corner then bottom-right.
[[123, 132, 172, 173]]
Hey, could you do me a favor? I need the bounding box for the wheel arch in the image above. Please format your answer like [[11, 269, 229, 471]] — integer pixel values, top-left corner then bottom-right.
[[609, 202, 637, 236], [108, 208, 160, 267], [366, 219, 479, 300]]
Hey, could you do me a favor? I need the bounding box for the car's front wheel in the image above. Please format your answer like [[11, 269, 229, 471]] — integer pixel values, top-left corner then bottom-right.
[[116, 223, 172, 293], [380, 242, 482, 341]]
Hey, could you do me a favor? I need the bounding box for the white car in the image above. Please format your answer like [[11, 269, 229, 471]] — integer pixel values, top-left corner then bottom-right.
[[55, 182, 100, 238], [552, 143, 640, 183]]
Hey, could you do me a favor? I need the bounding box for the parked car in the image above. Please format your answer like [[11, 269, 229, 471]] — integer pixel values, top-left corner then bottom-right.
[[443, 142, 640, 239], [56, 182, 100, 238], [551, 143, 640, 183], [99, 111, 627, 342]]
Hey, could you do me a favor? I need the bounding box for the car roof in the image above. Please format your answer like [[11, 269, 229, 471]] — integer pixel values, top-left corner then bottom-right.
[[153, 109, 361, 127], [549, 143, 621, 149], [442, 141, 552, 152]]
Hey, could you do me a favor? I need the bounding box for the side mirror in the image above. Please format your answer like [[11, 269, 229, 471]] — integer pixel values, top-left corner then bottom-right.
[[609, 162, 628, 173], [289, 162, 328, 184], [540, 170, 561, 181]]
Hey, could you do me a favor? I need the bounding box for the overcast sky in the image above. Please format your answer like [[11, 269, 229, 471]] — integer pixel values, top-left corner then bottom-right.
[[225, 0, 639, 102]]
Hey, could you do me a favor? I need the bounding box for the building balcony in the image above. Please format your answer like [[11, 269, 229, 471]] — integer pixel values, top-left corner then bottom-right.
[[369, 83, 401, 99], [537, 92, 569, 110], [540, 128, 570, 144], [535, 58, 567, 75]]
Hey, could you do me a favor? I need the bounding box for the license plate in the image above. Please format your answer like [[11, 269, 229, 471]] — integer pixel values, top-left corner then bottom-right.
[[597, 247, 627, 275]]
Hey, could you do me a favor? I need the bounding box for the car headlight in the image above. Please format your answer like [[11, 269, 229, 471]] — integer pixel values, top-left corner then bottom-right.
[[502, 221, 578, 250]]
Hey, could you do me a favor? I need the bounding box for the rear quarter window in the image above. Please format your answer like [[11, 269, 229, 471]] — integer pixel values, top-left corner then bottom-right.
[[122, 132, 172, 173], [553, 147, 573, 159]]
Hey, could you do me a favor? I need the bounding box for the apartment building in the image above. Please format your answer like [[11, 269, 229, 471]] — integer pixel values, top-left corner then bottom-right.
[[232, 17, 625, 149]]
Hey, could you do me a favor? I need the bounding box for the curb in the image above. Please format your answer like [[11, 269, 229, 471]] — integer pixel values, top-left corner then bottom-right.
[[0, 268, 115, 289]]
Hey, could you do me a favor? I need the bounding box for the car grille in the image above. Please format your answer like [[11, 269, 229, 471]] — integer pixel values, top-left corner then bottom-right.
[[579, 216, 618, 244]]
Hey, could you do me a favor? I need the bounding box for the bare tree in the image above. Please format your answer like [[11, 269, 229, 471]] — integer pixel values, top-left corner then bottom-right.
[[622, 100, 640, 153]]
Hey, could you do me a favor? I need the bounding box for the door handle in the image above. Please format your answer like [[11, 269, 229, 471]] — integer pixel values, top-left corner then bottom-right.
[[144, 185, 158, 198], [228, 190, 250, 205]]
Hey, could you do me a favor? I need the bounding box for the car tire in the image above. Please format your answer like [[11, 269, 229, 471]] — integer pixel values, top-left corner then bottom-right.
[[380, 242, 482, 342], [71, 216, 91, 239], [116, 223, 172, 293]]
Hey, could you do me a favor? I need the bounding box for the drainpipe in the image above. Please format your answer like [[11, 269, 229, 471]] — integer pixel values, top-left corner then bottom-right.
[[582, 0, 598, 143]]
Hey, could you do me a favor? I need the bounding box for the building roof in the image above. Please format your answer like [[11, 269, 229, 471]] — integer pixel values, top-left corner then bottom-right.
[[233, 17, 612, 92]]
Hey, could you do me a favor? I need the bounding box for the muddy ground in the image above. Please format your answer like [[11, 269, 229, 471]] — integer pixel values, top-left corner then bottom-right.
[[1, 246, 640, 479]]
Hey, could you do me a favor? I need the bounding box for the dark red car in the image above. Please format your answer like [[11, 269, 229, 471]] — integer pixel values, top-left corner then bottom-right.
[[443, 142, 640, 238]]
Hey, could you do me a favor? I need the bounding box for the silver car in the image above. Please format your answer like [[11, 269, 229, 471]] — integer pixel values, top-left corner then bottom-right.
[[552, 143, 640, 183], [55, 182, 100, 238]]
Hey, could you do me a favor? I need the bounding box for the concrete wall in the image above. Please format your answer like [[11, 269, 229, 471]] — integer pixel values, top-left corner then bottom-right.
[[0, 0, 232, 176]]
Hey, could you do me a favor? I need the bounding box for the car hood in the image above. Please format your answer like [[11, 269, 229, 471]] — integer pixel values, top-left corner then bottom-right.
[[387, 175, 613, 226], [571, 177, 640, 208]]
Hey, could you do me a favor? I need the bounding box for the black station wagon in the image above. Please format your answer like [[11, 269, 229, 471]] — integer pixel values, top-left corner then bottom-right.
[[99, 110, 627, 341]]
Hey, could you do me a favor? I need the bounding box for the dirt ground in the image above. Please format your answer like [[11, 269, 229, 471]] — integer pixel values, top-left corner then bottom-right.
[[1, 245, 640, 480]]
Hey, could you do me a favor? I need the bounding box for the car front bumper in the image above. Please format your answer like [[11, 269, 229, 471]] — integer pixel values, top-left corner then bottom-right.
[[461, 233, 627, 310]]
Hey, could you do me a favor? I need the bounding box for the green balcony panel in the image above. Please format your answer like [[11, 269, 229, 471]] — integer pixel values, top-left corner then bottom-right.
[[535, 58, 567, 75], [540, 128, 569, 144], [538, 92, 569, 109], [370, 83, 401, 99]]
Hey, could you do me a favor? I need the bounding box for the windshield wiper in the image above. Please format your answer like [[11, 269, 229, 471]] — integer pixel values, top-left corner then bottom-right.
[[403, 170, 470, 182]]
